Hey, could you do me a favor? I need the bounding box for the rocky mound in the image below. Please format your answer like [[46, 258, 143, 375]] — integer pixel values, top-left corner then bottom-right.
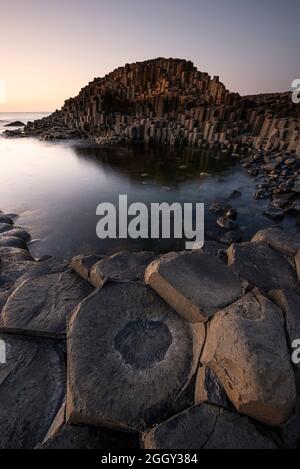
[[5, 58, 298, 155]]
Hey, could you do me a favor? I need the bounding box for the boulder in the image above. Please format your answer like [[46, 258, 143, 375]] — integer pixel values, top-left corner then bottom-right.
[[201, 290, 296, 426], [142, 404, 277, 449], [0, 215, 13, 225], [252, 226, 300, 258], [71, 254, 103, 281], [0, 333, 65, 449], [0, 271, 93, 338], [66, 283, 205, 432], [220, 231, 242, 245], [0, 223, 13, 235], [263, 207, 284, 220], [4, 121, 25, 127], [200, 240, 226, 257], [217, 217, 238, 230], [0, 236, 28, 250], [89, 251, 155, 288], [39, 403, 138, 450], [1, 228, 30, 241], [227, 242, 298, 292], [0, 247, 34, 290], [145, 251, 242, 323]]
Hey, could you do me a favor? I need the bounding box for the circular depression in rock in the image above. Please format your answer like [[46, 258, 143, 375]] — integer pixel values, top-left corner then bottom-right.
[[114, 319, 172, 370]]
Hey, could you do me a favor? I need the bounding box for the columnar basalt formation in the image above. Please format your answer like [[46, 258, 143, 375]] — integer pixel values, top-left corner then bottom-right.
[[1, 211, 300, 448], [18, 58, 299, 154]]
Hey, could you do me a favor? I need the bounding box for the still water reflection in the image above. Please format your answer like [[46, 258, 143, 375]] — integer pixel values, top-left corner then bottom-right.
[[0, 136, 275, 259]]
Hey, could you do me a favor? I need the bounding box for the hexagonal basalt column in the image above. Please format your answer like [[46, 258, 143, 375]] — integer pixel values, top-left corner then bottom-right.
[[66, 283, 205, 432]]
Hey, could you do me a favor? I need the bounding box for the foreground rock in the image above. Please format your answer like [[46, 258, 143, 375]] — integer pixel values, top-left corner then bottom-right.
[[142, 404, 277, 449], [0, 271, 93, 338], [0, 247, 34, 290], [71, 254, 103, 281], [0, 333, 65, 449], [202, 290, 296, 426], [39, 404, 138, 450], [227, 242, 298, 292], [145, 251, 242, 323], [252, 226, 300, 258], [89, 251, 155, 288], [67, 283, 205, 432]]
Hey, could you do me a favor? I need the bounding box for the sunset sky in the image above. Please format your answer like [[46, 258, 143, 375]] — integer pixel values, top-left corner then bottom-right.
[[0, 0, 299, 112]]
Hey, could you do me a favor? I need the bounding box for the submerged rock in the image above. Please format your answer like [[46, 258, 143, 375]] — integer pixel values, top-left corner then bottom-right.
[[142, 404, 277, 449], [145, 251, 242, 323], [202, 290, 296, 426], [66, 283, 205, 432]]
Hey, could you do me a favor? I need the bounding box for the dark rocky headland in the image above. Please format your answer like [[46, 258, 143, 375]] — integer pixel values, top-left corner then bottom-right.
[[1, 58, 300, 449]]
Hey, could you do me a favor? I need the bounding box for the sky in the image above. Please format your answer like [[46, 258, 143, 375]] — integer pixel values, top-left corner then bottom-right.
[[0, 0, 299, 112]]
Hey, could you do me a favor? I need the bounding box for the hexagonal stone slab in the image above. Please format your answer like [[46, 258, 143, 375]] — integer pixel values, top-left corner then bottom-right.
[[0, 271, 93, 338], [202, 290, 296, 426], [89, 251, 156, 288], [0, 333, 66, 449], [71, 254, 103, 281], [67, 283, 205, 432], [142, 404, 277, 449], [145, 251, 242, 323], [252, 226, 300, 258], [39, 403, 138, 449], [227, 242, 298, 292]]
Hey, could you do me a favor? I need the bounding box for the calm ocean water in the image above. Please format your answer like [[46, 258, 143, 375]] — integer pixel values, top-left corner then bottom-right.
[[0, 112, 287, 260]]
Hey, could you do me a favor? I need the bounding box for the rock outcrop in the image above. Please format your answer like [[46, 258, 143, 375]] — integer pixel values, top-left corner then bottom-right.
[[10, 58, 298, 155]]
